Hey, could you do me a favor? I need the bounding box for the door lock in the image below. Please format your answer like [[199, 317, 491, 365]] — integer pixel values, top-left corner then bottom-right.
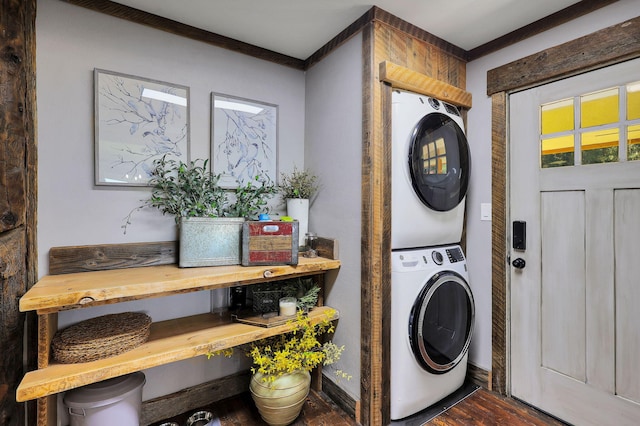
[[512, 258, 526, 269]]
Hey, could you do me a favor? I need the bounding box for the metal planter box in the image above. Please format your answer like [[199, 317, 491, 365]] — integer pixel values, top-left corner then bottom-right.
[[179, 217, 244, 267], [242, 220, 298, 266]]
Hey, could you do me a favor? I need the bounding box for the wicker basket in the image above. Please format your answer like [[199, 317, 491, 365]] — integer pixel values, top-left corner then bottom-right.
[[52, 312, 152, 364]]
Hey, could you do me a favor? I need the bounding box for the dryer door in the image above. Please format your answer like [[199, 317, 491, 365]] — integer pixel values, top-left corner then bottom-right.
[[409, 270, 474, 374], [408, 113, 470, 211]]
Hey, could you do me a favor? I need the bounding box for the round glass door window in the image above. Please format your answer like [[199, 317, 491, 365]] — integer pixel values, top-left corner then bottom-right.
[[408, 113, 470, 212], [409, 271, 474, 374]]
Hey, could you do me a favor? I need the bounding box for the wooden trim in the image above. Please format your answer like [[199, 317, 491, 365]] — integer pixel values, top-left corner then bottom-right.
[[304, 8, 374, 70], [468, 0, 618, 61], [360, 22, 376, 426], [48, 238, 337, 275], [487, 15, 640, 95], [379, 61, 473, 108], [490, 92, 508, 395], [141, 371, 250, 425], [466, 363, 491, 390], [371, 6, 467, 61], [48, 241, 178, 274], [322, 373, 361, 423], [488, 15, 640, 397], [60, 0, 305, 70]]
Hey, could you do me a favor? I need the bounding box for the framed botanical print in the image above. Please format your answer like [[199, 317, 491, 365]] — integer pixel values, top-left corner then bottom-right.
[[94, 69, 190, 186]]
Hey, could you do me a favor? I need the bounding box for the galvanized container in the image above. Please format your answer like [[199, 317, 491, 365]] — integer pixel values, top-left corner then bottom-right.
[[179, 217, 244, 267]]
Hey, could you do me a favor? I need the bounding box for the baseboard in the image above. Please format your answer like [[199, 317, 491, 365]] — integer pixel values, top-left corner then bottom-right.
[[466, 362, 491, 389], [141, 370, 360, 425], [140, 371, 250, 425], [321, 373, 361, 424]]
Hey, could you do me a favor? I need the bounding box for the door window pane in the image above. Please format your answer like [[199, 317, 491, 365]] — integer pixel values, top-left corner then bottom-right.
[[581, 88, 618, 127], [539, 82, 638, 168], [629, 124, 640, 161], [541, 99, 574, 134], [627, 81, 640, 120], [581, 128, 619, 165], [541, 135, 574, 168]]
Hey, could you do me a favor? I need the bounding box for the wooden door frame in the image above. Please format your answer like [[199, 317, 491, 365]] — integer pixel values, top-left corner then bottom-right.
[[488, 16, 640, 395]]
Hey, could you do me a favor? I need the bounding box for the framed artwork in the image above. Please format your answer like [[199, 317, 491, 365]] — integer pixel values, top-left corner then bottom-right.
[[94, 69, 190, 186], [211, 93, 278, 189]]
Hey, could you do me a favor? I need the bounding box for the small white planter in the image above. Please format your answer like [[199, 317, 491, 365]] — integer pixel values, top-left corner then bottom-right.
[[286, 198, 308, 247], [179, 217, 244, 267]]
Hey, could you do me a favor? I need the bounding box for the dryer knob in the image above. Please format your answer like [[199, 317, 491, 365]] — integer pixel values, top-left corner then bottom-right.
[[432, 251, 444, 265], [428, 97, 440, 110]]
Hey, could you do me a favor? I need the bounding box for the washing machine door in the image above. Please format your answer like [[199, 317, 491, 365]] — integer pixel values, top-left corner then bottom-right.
[[409, 270, 474, 374], [408, 112, 470, 212]]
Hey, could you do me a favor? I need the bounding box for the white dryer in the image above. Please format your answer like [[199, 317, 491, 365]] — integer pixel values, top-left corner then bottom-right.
[[391, 90, 471, 249], [390, 244, 474, 420]]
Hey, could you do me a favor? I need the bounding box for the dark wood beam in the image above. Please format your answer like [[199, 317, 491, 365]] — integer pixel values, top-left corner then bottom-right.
[[0, 0, 37, 424], [468, 0, 618, 61], [487, 14, 640, 94], [60, 0, 306, 70]]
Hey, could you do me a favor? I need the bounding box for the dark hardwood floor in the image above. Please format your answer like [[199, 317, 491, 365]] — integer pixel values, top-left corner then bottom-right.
[[151, 386, 567, 426]]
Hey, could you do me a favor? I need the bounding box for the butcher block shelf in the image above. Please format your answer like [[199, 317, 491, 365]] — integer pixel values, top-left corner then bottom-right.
[[17, 251, 341, 420], [16, 306, 339, 402], [20, 257, 341, 313]]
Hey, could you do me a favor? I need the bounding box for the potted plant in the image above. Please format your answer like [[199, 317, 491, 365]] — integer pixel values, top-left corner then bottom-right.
[[210, 310, 349, 426], [124, 155, 276, 267], [278, 166, 319, 247]]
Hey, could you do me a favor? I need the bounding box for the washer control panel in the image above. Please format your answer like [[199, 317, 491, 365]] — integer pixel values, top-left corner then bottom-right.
[[392, 245, 466, 272]]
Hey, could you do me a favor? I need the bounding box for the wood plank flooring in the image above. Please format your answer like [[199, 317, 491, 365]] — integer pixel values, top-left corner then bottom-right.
[[150, 387, 568, 426], [426, 388, 567, 426]]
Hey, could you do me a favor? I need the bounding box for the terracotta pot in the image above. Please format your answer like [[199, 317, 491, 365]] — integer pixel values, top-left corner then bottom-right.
[[249, 370, 311, 426]]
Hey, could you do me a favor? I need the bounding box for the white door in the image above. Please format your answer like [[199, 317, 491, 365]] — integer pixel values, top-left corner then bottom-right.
[[510, 58, 640, 425]]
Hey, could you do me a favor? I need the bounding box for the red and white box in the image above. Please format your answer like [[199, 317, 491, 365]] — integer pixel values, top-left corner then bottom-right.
[[242, 221, 299, 266]]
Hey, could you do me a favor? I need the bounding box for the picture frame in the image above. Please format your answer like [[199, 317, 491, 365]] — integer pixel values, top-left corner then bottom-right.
[[94, 69, 190, 186], [211, 93, 278, 189]]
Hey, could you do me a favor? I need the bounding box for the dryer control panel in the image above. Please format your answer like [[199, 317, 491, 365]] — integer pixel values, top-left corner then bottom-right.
[[446, 247, 465, 263]]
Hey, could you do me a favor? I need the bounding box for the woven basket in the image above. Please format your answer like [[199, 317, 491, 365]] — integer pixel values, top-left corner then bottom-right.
[[52, 312, 152, 364]]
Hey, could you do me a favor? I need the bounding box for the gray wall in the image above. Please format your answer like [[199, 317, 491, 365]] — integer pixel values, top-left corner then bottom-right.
[[305, 33, 363, 399], [35, 0, 639, 419], [36, 0, 306, 415], [464, 0, 640, 371]]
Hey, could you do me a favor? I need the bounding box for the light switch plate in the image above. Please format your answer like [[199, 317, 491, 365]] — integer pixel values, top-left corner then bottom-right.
[[481, 203, 491, 221]]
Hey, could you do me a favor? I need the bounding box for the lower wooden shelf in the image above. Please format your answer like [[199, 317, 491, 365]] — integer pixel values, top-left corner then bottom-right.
[[17, 306, 338, 402]]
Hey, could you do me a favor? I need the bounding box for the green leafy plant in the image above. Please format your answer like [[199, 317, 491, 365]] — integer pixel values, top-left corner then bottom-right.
[[123, 156, 276, 233], [278, 166, 319, 200], [281, 278, 320, 311], [210, 309, 350, 384]]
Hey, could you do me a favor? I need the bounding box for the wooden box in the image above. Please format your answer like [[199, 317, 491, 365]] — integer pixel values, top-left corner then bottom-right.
[[242, 221, 298, 266]]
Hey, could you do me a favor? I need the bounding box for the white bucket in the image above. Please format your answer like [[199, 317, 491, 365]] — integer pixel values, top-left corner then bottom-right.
[[63, 372, 145, 426]]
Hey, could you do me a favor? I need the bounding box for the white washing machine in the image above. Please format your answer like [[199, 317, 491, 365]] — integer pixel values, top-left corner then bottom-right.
[[390, 244, 474, 420], [391, 90, 471, 249]]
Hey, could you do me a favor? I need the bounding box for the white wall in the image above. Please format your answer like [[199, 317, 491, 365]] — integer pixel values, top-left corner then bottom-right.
[[304, 33, 363, 399], [464, 0, 640, 371], [36, 0, 305, 413]]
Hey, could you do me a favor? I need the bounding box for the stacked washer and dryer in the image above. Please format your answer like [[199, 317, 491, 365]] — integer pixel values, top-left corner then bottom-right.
[[390, 90, 475, 420]]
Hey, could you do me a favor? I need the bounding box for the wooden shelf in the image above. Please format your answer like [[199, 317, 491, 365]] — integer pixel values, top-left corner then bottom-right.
[[17, 306, 339, 402], [21, 243, 341, 424], [20, 257, 341, 313]]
